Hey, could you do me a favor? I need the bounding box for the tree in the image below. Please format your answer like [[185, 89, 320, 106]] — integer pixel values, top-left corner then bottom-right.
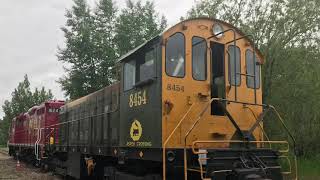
[[57, 0, 98, 100], [188, 0, 320, 98], [58, 0, 167, 99], [0, 75, 53, 145], [93, 0, 118, 86], [114, 0, 167, 55], [187, 0, 320, 156]]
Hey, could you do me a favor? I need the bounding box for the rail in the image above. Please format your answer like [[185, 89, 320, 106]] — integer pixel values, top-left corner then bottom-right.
[[185, 98, 297, 180], [192, 140, 296, 179], [162, 102, 198, 180], [162, 97, 298, 180]]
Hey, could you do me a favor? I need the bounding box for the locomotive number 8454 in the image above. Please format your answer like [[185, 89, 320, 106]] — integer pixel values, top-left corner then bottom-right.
[[9, 18, 298, 180]]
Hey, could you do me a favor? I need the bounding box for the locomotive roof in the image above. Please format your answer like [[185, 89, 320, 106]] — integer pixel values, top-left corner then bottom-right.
[[117, 35, 161, 63], [63, 82, 120, 110], [117, 17, 264, 64]]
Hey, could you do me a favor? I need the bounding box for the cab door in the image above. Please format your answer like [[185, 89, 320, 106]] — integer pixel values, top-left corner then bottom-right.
[[210, 42, 226, 116]]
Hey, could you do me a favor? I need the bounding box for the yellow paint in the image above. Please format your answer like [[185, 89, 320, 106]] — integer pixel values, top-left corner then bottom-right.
[[49, 136, 54, 145], [139, 151, 144, 158], [130, 119, 143, 141], [129, 90, 147, 108], [161, 19, 263, 148], [86, 159, 95, 176]]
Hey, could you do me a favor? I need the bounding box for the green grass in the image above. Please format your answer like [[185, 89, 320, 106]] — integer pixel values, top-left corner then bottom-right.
[[298, 157, 320, 180]]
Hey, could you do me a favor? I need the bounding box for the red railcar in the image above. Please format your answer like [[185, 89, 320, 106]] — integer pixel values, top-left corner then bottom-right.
[[8, 100, 64, 160]]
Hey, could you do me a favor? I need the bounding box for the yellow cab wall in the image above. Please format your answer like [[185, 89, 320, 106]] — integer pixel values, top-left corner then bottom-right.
[[161, 18, 263, 149]]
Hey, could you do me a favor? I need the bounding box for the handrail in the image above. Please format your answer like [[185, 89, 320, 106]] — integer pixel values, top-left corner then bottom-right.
[[162, 102, 197, 180], [269, 105, 298, 180], [191, 140, 290, 154], [193, 140, 292, 180], [162, 96, 297, 180], [244, 106, 272, 149], [269, 106, 296, 151], [182, 98, 220, 180], [226, 34, 259, 104], [208, 29, 238, 101], [189, 103, 298, 180]]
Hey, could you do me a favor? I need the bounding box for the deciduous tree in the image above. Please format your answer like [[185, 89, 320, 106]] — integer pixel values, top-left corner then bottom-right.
[[58, 0, 167, 99], [114, 0, 167, 55], [57, 0, 98, 100], [0, 75, 53, 145]]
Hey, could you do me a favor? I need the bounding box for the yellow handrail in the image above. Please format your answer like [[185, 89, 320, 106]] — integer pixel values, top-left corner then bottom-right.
[[192, 140, 297, 180], [162, 102, 197, 180], [191, 140, 290, 154], [183, 98, 221, 180], [162, 97, 298, 180]]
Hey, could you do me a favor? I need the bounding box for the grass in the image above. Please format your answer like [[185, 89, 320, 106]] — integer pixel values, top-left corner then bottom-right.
[[298, 156, 320, 180]]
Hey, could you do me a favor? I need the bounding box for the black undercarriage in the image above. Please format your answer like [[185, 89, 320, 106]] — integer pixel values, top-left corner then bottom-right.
[[9, 146, 283, 180]]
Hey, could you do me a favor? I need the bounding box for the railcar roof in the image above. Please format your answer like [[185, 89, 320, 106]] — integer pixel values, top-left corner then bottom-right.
[[116, 35, 161, 63], [63, 82, 120, 109], [116, 17, 264, 64]]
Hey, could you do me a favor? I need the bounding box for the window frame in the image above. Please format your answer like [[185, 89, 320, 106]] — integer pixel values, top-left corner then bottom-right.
[[245, 49, 261, 89], [165, 32, 186, 78], [228, 45, 241, 86], [138, 47, 156, 82], [123, 59, 136, 92], [192, 36, 207, 81]]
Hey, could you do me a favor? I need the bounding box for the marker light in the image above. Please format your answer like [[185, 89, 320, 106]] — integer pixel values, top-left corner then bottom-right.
[[212, 24, 224, 38]]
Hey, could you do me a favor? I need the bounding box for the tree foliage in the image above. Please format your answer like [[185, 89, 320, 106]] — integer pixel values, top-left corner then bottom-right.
[[0, 75, 53, 145], [58, 0, 167, 100], [188, 0, 320, 156], [57, 0, 98, 100], [114, 0, 167, 55]]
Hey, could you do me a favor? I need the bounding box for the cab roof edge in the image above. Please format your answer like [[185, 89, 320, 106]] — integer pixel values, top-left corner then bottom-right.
[[116, 35, 162, 64]]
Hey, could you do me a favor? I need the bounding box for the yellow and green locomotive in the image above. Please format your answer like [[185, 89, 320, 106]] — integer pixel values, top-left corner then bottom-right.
[[52, 18, 297, 180]]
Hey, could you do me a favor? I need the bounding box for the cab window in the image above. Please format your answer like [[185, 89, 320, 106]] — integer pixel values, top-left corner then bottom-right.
[[246, 50, 260, 89], [228, 45, 241, 86], [124, 48, 155, 91], [139, 49, 155, 82], [166, 33, 185, 77], [124, 60, 136, 91], [192, 37, 207, 81]]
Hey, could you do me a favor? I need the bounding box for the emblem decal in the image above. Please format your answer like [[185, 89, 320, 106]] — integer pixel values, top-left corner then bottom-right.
[[130, 119, 142, 141]]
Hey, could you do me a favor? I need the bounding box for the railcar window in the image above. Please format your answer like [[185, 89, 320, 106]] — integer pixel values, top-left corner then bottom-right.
[[166, 32, 185, 77], [192, 37, 207, 80], [228, 45, 241, 86], [124, 60, 136, 91], [246, 50, 260, 88], [48, 108, 60, 113], [139, 49, 155, 82]]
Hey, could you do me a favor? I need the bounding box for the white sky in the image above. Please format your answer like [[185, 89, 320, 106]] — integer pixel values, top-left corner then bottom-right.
[[0, 0, 195, 118]]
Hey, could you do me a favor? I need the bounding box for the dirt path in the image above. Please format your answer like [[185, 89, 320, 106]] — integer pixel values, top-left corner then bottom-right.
[[0, 151, 62, 180]]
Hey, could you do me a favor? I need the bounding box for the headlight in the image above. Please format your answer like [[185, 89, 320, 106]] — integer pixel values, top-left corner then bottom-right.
[[212, 23, 224, 38], [167, 151, 175, 162]]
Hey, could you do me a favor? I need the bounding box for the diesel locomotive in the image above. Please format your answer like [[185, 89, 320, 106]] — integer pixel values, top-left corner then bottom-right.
[[8, 18, 297, 180]]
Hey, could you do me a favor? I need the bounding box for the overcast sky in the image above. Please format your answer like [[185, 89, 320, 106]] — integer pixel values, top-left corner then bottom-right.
[[0, 0, 195, 118]]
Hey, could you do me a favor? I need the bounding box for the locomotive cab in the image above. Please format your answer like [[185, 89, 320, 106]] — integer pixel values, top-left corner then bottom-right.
[[161, 19, 264, 149]]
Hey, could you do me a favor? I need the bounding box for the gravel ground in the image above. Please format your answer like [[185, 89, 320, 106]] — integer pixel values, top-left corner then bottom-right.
[[0, 151, 62, 180]]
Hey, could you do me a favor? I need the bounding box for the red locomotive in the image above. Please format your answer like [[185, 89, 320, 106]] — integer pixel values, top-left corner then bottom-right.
[[8, 100, 64, 164]]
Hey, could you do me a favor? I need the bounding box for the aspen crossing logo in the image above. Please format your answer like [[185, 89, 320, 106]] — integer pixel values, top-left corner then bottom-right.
[[127, 119, 152, 147], [130, 119, 142, 141]]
